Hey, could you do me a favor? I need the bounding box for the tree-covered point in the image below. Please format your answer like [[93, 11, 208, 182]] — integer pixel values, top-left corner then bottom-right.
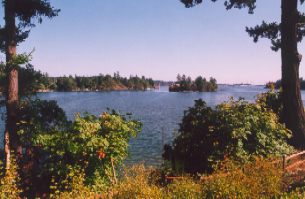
[[169, 74, 218, 92], [0, 66, 156, 93], [266, 78, 305, 90], [53, 72, 155, 92]]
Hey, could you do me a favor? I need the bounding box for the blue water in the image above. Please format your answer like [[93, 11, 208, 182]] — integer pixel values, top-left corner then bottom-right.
[[0, 85, 295, 166]]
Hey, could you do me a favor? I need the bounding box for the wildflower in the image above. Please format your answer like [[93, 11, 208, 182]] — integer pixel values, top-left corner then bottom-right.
[[96, 150, 106, 159]]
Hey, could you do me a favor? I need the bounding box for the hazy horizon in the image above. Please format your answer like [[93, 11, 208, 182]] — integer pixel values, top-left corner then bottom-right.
[[1, 0, 305, 84]]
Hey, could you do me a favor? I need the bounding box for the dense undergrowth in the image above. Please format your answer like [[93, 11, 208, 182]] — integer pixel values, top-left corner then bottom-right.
[[2, 158, 304, 198]]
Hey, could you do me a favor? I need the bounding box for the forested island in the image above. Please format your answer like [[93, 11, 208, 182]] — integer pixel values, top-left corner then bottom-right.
[[0, 65, 155, 93], [169, 74, 218, 92], [266, 79, 305, 90]]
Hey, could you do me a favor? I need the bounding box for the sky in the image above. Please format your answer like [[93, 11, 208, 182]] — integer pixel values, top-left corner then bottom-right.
[[1, 0, 304, 84]]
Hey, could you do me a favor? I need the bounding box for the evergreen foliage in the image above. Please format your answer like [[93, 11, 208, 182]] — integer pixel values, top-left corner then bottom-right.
[[0, 0, 59, 52]]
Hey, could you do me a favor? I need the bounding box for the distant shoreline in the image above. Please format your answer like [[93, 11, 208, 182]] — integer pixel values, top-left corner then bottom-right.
[[0, 88, 158, 96], [36, 88, 157, 93], [0, 84, 270, 96]]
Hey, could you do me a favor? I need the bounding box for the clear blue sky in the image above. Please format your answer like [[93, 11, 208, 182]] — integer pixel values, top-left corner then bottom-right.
[[1, 0, 305, 84]]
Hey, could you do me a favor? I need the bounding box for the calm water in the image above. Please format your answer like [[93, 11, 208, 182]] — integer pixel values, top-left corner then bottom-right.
[[2, 85, 303, 166]]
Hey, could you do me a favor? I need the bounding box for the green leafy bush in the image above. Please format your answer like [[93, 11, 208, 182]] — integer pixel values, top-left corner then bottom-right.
[[44, 111, 141, 190], [256, 89, 283, 120], [215, 99, 292, 162], [164, 98, 293, 173], [16, 99, 141, 197]]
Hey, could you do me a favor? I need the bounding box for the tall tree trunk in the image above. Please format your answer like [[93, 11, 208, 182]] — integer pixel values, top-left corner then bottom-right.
[[4, 0, 20, 169], [281, 0, 305, 149]]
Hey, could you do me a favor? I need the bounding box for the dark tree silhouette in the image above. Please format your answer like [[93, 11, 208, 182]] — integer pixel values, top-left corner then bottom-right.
[[180, 0, 305, 148], [0, 0, 59, 168]]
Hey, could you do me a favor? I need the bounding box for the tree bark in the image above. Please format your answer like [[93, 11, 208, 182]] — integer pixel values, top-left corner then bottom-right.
[[4, 0, 20, 169], [281, 0, 305, 148]]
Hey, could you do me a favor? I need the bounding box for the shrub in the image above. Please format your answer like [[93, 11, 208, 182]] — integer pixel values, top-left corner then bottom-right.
[[43, 111, 141, 189], [201, 158, 285, 198], [16, 99, 141, 197], [256, 89, 283, 120], [215, 99, 292, 163], [164, 98, 293, 173], [166, 178, 203, 199], [111, 164, 164, 199], [110, 165, 201, 199], [108, 160, 286, 198], [163, 99, 217, 173], [17, 99, 69, 147], [16, 99, 70, 197], [280, 187, 305, 198], [50, 166, 96, 199], [0, 158, 21, 199], [48, 161, 295, 198]]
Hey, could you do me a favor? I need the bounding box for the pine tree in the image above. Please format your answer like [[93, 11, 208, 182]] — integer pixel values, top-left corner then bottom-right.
[[1, 0, 59, 169]]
